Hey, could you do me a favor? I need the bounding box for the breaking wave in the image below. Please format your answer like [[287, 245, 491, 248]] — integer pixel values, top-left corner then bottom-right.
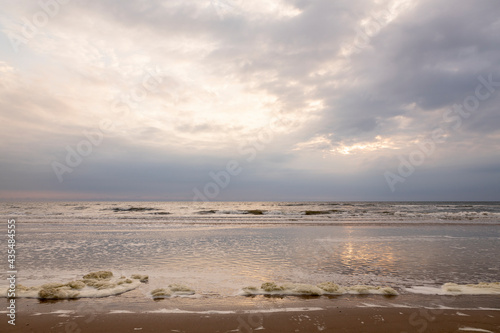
[[110, 207, 159, 212]]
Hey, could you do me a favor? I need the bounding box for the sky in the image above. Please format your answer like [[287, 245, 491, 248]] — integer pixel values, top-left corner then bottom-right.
[[0, 0, 499, 201]]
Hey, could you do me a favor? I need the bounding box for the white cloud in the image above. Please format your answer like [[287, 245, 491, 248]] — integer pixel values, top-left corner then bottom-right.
[[0, 0, 499, 200]]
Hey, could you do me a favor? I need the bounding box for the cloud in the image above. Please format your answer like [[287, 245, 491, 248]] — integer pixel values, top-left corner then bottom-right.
[[0, 0, 499, 200]]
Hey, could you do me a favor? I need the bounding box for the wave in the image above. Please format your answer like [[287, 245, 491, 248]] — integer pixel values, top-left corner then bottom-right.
[[197, 210, 217, 214], [239, 282, 398, 296], [111, 207, 159, 212], [303, 210, 340, 215], [4, 201, 500, 223], [219, 210, 268, 215]]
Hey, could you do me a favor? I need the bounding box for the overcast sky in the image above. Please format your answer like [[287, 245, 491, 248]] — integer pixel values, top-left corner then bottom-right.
[[0, 0, 499, 201]]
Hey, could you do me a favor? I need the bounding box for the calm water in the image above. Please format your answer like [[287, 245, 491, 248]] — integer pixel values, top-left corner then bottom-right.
[[1, 202, 499, 297]]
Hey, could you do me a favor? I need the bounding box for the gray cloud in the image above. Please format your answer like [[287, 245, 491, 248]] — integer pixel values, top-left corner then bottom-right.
[[0, 0, 499, 200]]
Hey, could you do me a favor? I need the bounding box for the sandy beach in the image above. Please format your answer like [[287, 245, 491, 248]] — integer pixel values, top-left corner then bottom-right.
[[2, 294, 500, 332], [2, 306, 499, 333]]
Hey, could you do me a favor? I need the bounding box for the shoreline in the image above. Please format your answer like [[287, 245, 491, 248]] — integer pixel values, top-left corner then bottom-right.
[[2, 294, 499, 332]]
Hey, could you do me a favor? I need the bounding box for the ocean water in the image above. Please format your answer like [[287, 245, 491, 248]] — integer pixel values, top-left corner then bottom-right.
[[0, 202, 499, 301]]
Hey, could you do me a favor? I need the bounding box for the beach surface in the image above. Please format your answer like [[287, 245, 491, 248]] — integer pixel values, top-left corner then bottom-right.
[[1, 202, 499, 332], [2, 298, 500, 333], [2, 294, 500, 332]]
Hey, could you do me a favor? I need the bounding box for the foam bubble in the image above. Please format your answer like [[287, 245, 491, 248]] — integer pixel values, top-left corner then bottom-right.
[[239, 282, 398, 296], [150, 284, 195, 299], [0, 271, 144, 299], [109, 310, 135, 314], [145, 307, 324, 314], [147, 308, 235, 314], [406, 282, 500, 295], [458, 328, 495, 333], [131, 274, 149, 283]]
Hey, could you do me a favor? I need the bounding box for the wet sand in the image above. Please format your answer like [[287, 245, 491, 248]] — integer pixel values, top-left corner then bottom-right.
[[1, 295, 499, 333], [2, 307, 499, 333]]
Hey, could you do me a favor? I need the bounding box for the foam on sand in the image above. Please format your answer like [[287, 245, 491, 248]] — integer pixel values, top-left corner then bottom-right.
[[458, 328, 495, 333], [151, 284, 195, 298], [109, 310, 135, 314], [406, 282, 500, 295], [145, 307, 324, 314], [0, 271, 146, 299], [239, 282, 398, 296], [131, 274, 149, 283]]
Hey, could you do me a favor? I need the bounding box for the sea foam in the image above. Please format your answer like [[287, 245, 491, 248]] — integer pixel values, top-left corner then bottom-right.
[[239, 282, 398, 296], [150, 284, 195, 298], [406, 282, 500, 295], [0, 271, 146, 299]]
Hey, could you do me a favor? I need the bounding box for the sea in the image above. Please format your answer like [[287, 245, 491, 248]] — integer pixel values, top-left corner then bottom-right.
[[1, 201, 499, 311]]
